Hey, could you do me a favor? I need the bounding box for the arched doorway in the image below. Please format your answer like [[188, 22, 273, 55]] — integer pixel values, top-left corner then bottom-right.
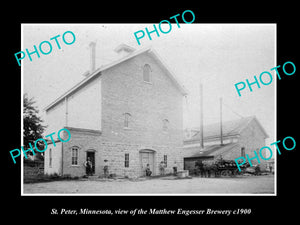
[[139, 149, 156, 177]]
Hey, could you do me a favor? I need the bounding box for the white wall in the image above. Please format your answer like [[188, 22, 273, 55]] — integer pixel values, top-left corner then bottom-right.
[[45, 75, 102, 134], [67, 76, 101, 130], [44, 142, 62, 175], [45, 100, 65, 135]]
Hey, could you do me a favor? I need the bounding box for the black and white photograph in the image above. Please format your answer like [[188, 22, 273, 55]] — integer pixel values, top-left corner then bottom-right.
[[21, 23, 276, 195], [4, 5, 298, 222]]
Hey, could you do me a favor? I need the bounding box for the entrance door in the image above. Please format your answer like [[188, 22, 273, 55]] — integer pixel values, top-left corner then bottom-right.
[[86, 152, 95, 175], [140, 150, 155, 176]]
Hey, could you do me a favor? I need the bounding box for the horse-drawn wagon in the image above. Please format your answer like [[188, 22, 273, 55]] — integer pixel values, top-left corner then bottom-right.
[[195, 159, 250, 177]]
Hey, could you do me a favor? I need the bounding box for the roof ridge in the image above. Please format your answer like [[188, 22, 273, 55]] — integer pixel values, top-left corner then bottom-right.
[[190, 116, 254, 131], [189, 116, 257, 140], [226, 116, 254, 136], [44, 45, 188, 111]]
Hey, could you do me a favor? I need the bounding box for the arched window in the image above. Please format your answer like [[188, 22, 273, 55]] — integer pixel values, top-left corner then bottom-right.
[[143, 64, 151, 83], [71, 146, 79, 165], [124, 113, 131, 128]]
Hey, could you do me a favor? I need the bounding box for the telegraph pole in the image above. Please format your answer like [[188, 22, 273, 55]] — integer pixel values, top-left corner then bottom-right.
[[220, 97, 224, 146]]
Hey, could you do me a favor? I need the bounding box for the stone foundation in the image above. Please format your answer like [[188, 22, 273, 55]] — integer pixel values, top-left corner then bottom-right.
[[58, 129, 184, 178]]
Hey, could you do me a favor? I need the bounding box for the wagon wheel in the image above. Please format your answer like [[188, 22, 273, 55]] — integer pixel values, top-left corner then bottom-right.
[[233, 169, 241, 176], [220, 170, 231, 177], [230, 169, 238, 177]]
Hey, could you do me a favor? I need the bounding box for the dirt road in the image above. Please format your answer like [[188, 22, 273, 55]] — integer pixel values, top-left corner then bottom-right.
[[23, 175, 275, 195]]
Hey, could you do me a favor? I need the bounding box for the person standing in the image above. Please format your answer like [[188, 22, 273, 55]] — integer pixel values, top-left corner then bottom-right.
[[198, 161, 205, 177], [173, 161, 178, 175], [84, 157, 93, 176], [145, 164, 152, 176], [159, 161, 165, 176], [103, 159, 109, 178]]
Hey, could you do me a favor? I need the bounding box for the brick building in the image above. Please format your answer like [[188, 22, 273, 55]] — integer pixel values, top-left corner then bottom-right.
[[183, 116, 269, 172], [43, 44, 187, 178]]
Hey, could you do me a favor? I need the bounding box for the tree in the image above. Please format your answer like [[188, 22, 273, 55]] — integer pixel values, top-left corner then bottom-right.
[[23, 93, 46, 159]]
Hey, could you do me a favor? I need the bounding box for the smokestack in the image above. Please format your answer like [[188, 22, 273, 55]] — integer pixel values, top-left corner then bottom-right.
[[89, 41, 96, 72], [200, 83, 204, 149], [220, 97, 224, 145]]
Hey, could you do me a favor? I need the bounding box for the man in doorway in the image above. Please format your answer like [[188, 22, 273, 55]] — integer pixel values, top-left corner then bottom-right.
[[145, 164, 152, 176], [195, 161, 205, 177], [84, 157, 93, 176]]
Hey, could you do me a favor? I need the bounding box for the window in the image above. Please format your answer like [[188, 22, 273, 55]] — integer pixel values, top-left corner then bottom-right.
[[71, 146, 79, 165], [241, 147, 245, 158], [162, 119, 169, 131], [124, 113, 131, 128], [143, 64, 151, 83], [125, 153, 129, 168], [49, 148, 52, 168], [163, 155, 167, 167]]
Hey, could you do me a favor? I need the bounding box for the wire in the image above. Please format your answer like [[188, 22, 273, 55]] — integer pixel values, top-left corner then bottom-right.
[[222, 101, 244, 119]]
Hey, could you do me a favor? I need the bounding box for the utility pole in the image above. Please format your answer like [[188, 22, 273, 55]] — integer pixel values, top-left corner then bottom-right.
[[220, 97, 224, 146], [200, 83, 204, 149]]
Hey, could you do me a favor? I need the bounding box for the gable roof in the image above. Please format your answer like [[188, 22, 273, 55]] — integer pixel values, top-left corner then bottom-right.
[[187, 116, 269, 142], [44, 46, 188, 111], [184, 143, 239, 159]]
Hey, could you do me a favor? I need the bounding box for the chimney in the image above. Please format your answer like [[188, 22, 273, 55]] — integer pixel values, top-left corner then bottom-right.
[[89, 41, 96, 72], [114, 43, 135, 58]]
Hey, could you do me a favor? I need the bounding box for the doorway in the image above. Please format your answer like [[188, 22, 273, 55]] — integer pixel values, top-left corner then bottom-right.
[[86, 151, 95, 175], [139, 149, 155, 176]]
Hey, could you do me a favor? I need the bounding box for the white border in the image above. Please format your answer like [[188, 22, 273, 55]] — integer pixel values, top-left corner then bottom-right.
[[274, 23, 277, 196], [21, 23, 24, 195], [21, 23, 277, 196]]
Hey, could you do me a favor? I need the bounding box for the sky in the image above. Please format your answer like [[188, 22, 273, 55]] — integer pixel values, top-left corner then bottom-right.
[[22, 23, 276, 147]]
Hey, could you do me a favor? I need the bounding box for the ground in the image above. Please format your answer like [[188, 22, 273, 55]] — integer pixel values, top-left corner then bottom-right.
[[23, 175, 275, 195]]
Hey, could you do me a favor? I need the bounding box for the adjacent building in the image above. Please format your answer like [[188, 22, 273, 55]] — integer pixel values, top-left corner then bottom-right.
[[183, 116, 269, 172]]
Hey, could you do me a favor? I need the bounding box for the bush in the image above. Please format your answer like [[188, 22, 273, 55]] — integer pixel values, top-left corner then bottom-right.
[[24, 159, 44, 168]]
